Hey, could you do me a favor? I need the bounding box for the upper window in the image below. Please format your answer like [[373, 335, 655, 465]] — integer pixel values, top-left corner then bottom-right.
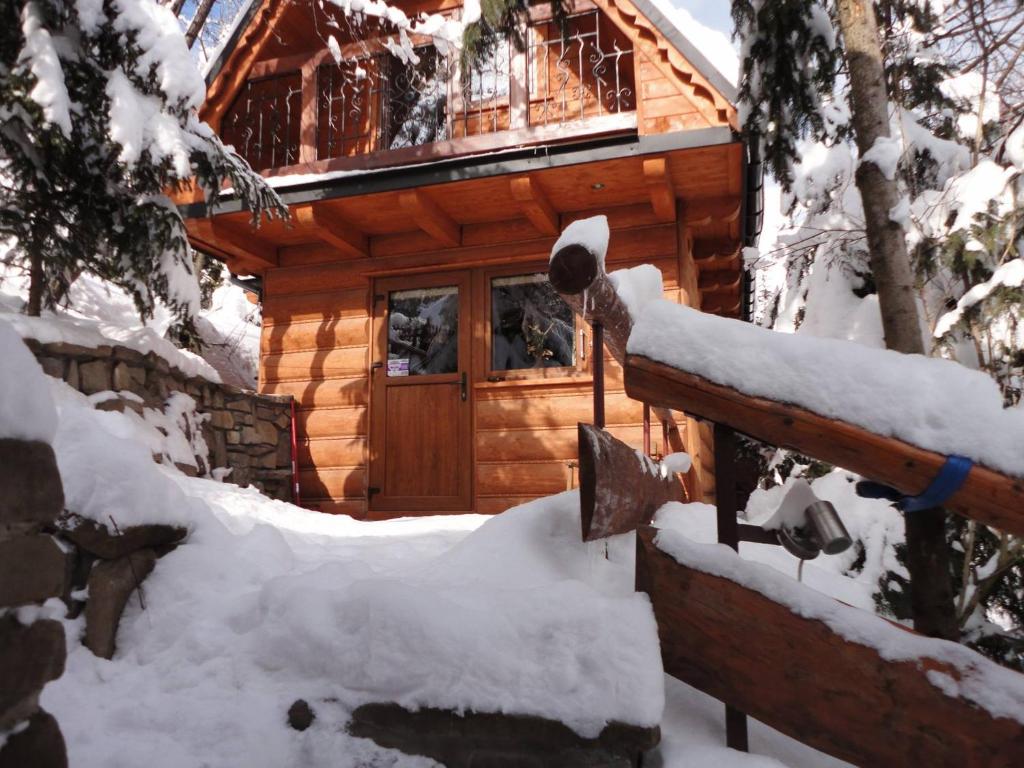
[[491, 273, 575, 372]]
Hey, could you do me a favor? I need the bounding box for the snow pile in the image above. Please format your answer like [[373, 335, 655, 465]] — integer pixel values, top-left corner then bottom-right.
[[610, 264, 664, 322], [37, 369, 665, 763], [628, 300, 1024, 478], [250, 493, 663, 737], [52, 384, 201, 529], [653, 522, 1024, 724], [0, 319, 58, 442]]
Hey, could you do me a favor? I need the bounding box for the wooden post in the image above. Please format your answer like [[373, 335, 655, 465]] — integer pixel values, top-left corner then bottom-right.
[[713, 422, 747, 751], [549, 241, 686, 454], [593, 323, 605, 429]]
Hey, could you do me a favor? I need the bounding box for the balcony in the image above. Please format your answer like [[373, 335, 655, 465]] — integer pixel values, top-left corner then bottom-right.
[[220, 11, 636, 176]]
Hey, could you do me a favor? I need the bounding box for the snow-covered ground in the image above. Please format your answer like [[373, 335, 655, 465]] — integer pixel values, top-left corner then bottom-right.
[[2, 327, 849, 766], [41, 481, 849, 768]]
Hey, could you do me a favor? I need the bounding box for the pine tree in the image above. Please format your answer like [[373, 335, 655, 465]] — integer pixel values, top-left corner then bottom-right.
[[745, 0, 1024, 656], [0, 0, 285, 334]]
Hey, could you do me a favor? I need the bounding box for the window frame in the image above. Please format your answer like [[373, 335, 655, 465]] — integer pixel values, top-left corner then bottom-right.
[[480, 262, 590, 383]]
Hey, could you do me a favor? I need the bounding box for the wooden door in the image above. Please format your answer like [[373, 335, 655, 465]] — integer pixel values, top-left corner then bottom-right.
[[369, 271, 473, 513]]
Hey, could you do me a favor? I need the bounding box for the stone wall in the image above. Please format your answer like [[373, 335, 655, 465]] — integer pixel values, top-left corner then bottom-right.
[[24, 339, 293, 501], [0, 438, 69, 767]]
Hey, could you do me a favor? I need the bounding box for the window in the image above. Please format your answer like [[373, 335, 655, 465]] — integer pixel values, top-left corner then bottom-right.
[[490, 273, 575, 372], [387, 286, 459, 376]]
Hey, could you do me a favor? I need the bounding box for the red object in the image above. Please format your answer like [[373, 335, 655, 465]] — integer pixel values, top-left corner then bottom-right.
[[290, 397, 301, 506]]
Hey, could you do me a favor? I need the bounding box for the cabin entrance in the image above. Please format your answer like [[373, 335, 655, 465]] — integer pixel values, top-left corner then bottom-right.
[[368, 270, 473, 513]]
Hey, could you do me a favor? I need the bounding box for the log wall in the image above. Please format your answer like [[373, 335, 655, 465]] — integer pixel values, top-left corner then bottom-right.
[[260, 205, 707, 516]]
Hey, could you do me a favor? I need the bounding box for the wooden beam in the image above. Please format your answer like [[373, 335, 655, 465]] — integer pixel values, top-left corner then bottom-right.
[[578, 424, 682, 541], [635, 526, 1024, 767], [188, 218, 278, 268], [683, 197, 741, 228], [509, 176, 559, 235], [641, 157, 676, 222], [697, 271, 741, 294], [398, 190, 460, 247], [624, 354, 1024, 537], [693, 239, 742, 273], [291, 204, 368, 259]]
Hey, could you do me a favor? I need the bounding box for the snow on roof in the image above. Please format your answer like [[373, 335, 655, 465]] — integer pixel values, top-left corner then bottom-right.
[[628, 300, 1024, 479]]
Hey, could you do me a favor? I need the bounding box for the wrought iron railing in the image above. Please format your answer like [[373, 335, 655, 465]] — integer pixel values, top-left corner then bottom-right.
[[222, 72, 302, 170], [224, 11, 634, 170], [528, 12, 635, 125]]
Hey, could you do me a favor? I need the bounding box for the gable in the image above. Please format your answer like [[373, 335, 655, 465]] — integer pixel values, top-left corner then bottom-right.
[[201, 0, 737, 138]]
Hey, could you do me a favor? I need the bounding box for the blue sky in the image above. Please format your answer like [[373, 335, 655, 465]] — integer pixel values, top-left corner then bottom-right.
[[676, 0, 732, 33]]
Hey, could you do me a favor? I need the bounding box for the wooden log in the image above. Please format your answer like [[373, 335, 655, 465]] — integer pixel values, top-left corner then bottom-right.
[[548, 236, 685, 454], [624, 353, 1024, 538], [635, 526, 1024, 767], [578, 424, 682, 541]]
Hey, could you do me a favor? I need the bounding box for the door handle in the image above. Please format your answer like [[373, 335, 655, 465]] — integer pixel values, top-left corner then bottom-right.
[[460, 371, 467, 401]]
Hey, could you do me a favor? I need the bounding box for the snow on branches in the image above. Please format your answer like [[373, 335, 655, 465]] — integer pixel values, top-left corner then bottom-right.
[[1, 0, 285, 329]]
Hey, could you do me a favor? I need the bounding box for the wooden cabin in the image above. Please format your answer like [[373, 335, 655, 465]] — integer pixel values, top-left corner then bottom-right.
[[179, 0, 758, 518]]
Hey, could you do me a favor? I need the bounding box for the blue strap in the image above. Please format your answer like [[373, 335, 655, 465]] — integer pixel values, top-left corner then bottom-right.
[[855, 455, 974, 512]]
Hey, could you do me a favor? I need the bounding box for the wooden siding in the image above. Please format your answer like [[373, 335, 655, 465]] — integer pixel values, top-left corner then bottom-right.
[[259, 204, 712, 516]]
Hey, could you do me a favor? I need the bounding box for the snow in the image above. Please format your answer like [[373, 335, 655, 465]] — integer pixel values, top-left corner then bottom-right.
[[51, 383, 202, 529], [0, 271, 222, 383], [550, 215, 610, 269], [462, 0, 481, 26], [107, 71, 194, 177], [645, 0, 738, 87], [19, 2, 73, 136], [38, 370, 669, 763], [661, 451, 692, 475], [935, 258, 1024, 338], [5, 337, 844, 767], [609, 264, 665, 322], [195, 283, 261, 388], [1005, 124, 1024, 169], [653, 522, 1024, 724], [0, 320, 58, 443], [860, 135, 902, 181], [628, 300, 1024, 478], [111, 0, 206, 110]]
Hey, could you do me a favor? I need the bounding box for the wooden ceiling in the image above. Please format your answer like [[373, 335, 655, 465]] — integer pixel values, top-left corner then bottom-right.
[[186, 141, 743, 263]]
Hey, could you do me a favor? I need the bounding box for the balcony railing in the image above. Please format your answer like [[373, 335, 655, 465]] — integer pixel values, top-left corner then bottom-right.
[[222, 11, 635, 172]]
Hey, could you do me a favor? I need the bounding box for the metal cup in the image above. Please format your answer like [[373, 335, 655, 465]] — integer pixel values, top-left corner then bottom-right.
[[805, 500, 852, 555]]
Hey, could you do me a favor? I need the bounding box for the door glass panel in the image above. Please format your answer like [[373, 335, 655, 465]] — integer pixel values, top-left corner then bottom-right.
[[387, 286, 459, 376], [491, 273, 575, 371]]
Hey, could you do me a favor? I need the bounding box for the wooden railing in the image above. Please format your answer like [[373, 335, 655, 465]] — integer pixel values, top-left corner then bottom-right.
[[220, 11, 635, 173], [547, 229, 1024, 764]]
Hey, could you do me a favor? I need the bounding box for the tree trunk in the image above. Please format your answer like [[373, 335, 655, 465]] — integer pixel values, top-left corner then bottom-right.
[[26, 250, 44, 317], [185, 0, 217, 49], [835, 0, 957, 640]]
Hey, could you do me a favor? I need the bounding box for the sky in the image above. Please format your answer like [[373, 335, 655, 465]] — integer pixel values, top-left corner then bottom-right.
[[677, 0, 733, 33]]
